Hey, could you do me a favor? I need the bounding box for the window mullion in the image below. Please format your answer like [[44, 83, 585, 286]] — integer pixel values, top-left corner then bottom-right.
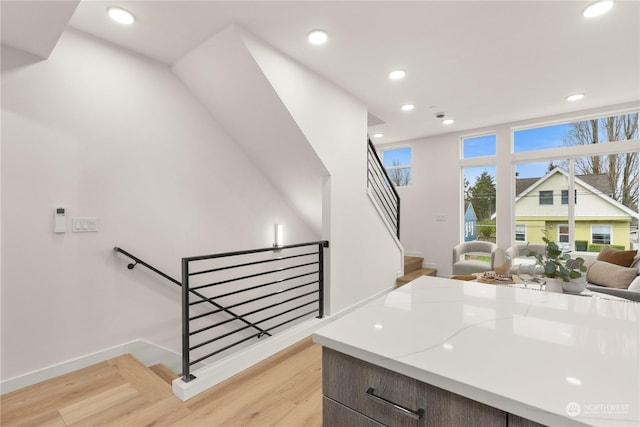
[[568, 158, 576, 252]]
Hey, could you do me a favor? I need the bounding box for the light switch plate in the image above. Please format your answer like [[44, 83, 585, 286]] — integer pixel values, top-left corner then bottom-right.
[[72, 217, 98, 232]]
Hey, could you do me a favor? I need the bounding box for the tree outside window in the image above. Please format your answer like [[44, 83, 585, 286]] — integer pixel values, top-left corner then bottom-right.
[[382, 147, 411, 187]]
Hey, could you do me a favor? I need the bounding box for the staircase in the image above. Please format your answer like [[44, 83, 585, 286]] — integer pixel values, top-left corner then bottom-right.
[[396, 256, 437, 287]]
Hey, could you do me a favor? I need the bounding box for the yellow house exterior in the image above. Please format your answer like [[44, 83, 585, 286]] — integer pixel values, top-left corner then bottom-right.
[[515, 168, 638, 250]]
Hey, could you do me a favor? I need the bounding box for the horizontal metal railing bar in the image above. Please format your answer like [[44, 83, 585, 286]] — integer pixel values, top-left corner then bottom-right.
[[189, 286, 318, 336], [189, 271, 318, 307], [191, 281, 318, 334], [181, 240, 329, 380], [190, 282, 318, 336], [189, 284, 318, 330], [190, 284, 318, 322], [188, 301, 319, 363], [189, 307, 319, 366], [188, 251, 317, 277], [114, 247, 271, 338], [183, 241, 329, 263], [189, 261, 319, 292]]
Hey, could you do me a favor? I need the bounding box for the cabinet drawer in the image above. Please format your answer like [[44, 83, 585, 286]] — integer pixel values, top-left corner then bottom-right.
[[323, 396, 385, 427], [323, 347, 505, 426]]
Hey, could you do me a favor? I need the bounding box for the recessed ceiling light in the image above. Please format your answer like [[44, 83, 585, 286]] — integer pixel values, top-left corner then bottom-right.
[[308, 30, 328, 45], [388, 69, 406, 80], [373, 133, 383, 138], [566, 376, 582, 385], [107, 6, 135, 25], [401, 104, 415, 112], [566, 93, 585, 102], [442, 119, 455, 125], [583, 1, 614, 18]]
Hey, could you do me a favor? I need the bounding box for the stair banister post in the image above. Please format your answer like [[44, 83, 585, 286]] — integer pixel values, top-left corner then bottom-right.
[[181, 258, 195, 382]]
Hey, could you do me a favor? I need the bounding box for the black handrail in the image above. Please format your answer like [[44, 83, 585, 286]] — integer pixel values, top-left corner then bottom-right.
[[181, 240, 329, 382], [113, 247, 271, 338], [367, 139, 401, 238]]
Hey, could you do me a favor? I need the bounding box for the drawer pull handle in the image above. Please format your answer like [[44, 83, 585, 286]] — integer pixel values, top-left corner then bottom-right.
[[365, 387, 425, 420]]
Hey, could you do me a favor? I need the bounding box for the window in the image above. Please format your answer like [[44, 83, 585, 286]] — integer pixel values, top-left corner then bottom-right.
[[592, 225, 612, 244], [462, 135, 497, 243], [515, 224, 526, 241], [558, 225, 570, 250], [382, 147, 411, 187], [539, 191, 553, 205], [561, 190, 577, 205], [513, 112, 638, 251], [463, 135, 496, 158], [514, 113, 638, 153]]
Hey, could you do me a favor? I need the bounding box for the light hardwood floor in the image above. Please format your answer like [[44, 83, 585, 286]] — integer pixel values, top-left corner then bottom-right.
[[0, 337, 322, 426]]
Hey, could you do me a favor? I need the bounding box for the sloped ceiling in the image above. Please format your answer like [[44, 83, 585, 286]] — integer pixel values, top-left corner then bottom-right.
[[1, 1, 79, 59]]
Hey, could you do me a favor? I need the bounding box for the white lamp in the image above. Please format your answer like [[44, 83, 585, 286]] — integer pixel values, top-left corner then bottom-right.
[[274, 224, 284, 248]]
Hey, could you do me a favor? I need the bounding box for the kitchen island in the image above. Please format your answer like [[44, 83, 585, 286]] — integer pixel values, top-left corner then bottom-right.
[[313, 276, 639, 426]]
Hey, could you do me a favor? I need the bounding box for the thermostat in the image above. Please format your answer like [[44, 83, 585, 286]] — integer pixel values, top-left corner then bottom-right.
[[54, 207, 66, 233]]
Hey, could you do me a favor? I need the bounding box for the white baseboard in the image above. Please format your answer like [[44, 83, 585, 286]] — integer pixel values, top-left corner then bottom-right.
[[404, 251, 423, 258], [0, 339, 185, 395], [173, 285, 396, 401], [172, 317, 329, 400]]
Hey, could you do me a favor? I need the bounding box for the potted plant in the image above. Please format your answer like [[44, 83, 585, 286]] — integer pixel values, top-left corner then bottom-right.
[[528, 237, 588, 293]]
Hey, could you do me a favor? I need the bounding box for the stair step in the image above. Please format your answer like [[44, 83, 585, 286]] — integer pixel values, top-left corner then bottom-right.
[[404, 256, 424, 274], [397, 267, 437, 286], [149, 363, 180, 385]]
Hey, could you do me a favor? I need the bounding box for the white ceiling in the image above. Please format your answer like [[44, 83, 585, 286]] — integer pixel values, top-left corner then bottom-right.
[[3, 1, 640, 143]]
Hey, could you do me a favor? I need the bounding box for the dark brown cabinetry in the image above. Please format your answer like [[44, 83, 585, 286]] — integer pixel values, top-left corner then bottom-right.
[[322, 348, 545, 427]]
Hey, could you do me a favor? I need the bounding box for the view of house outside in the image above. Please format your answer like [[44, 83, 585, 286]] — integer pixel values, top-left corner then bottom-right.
[[463, 112, 639, 251]]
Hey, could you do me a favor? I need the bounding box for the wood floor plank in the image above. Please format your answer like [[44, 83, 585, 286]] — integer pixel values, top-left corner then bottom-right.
[[277, 387, 323, 427], [1, 338, 323, 427], [149, 363, 180, 385], [58, 383, 139, 425], [109, 354, 174, 402], [0, 363, 125, 425]]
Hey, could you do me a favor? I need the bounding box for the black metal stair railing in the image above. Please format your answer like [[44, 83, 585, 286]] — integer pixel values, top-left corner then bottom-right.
[[181, 240, 329, 382], [113, 247, 270, 338], [367, 138, 401, 238]]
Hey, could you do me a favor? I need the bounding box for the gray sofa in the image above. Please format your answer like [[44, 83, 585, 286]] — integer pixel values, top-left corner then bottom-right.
[[583, 258, 640, 302]]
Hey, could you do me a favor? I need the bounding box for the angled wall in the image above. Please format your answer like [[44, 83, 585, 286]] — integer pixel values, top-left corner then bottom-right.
[[0, 29, 317, 382], [173, 26, 402, 314]]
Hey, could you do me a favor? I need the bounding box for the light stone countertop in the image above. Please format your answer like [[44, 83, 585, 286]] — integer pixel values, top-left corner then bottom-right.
[[313, 275, 639, 426]]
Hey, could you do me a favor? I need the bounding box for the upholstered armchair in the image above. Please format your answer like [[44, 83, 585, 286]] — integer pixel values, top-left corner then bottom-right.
[[505, 243, 546, 274], [452, 241, 498, 275]]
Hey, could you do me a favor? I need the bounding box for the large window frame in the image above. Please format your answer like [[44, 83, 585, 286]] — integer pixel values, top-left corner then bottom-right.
[[510, 108, 639, 250], [461, 133, 497, 242]]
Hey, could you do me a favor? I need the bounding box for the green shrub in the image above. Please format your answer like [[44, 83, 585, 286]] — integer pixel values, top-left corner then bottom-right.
[[588, 244, 625, 252], [575, 240, 588, 251]]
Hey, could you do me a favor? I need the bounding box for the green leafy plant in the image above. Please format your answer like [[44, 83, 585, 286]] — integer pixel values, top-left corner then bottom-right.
[[529, 237, 587, 282]]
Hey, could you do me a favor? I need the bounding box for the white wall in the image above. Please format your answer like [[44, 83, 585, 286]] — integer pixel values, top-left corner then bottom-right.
[[240, 30, 402, 314], [385, 103, 639, 277], [0, 29, 317, 381]]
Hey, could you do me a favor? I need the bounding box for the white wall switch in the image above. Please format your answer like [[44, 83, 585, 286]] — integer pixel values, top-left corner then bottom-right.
[[72, 217, 98, 233]]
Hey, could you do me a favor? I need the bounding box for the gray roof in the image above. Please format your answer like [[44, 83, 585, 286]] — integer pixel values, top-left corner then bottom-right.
[[516, 173, 613, 197]]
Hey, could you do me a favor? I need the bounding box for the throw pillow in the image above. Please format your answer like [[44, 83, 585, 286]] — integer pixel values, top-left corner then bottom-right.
[[586, 260, 638, 289], [596, 246, 637, 267]]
